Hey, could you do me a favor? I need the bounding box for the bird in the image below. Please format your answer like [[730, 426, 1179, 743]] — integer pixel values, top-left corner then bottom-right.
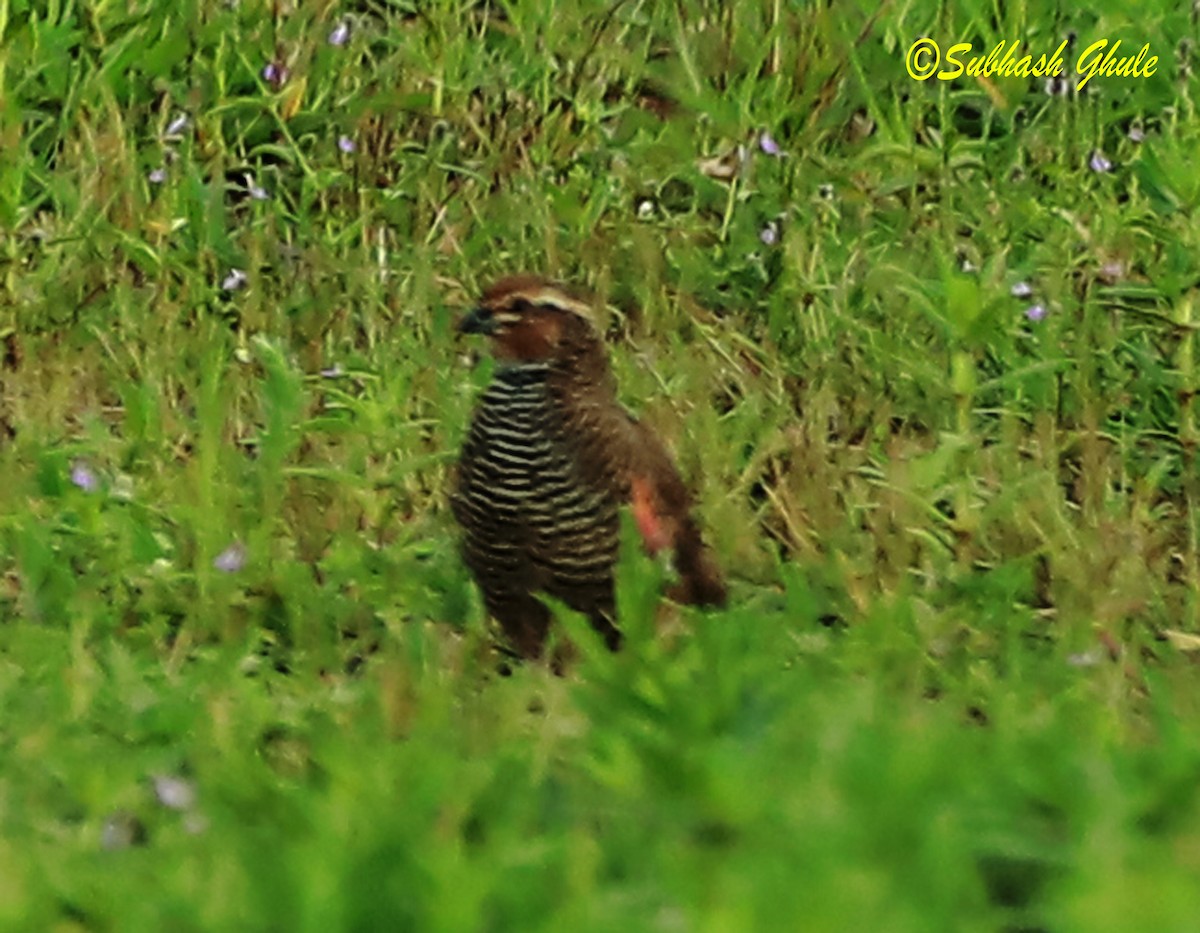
[[451, 274, 726, 662]]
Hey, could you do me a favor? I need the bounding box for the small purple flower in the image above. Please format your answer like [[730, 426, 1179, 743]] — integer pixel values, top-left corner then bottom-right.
[[213, 542, 246, 573], [165, 113, 189, 137], [71, 461, 99, 493], [320, 363, 344, 378], [262, 61, 289, 87], [1010, 281, 1033, 298], [221, 269, 247, 291], [1099, 261, 1124, 283], [759, 221, 778, 245], [337, 135, 355, 154], [328, 20, 351, 47], [759, 131, 783, 157], [1025, 304, 1047, 322], [1128, 126, 1145, 143], [148, 167, 167, 184], [244, 174, 269, 200], [152, 775, 197, 811], [1089, 149, 1112, 173]]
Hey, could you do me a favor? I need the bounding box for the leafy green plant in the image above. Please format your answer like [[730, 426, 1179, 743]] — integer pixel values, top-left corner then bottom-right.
[[1, 0, 1199, 929]]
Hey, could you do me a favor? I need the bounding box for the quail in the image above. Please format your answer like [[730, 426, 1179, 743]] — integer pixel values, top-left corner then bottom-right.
[[452, 275, 726, 661]]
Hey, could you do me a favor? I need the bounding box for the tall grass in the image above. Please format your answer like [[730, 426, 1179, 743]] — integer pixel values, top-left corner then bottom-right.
[[1, 0, 1199, 928]]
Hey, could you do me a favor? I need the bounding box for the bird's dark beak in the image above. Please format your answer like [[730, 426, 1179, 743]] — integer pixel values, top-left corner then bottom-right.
[[458, 306, 496, 335]]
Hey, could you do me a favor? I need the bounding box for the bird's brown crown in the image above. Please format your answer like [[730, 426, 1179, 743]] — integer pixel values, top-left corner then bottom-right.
[[460, 275, 597, 363]]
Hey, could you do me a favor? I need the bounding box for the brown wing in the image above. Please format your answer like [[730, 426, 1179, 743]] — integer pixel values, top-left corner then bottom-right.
[[569, 400, 727, 608], [625, 417, 727, 607]]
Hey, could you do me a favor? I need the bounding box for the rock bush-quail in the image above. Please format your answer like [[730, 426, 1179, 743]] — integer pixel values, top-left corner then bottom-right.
[[452, 275, 726, 661]]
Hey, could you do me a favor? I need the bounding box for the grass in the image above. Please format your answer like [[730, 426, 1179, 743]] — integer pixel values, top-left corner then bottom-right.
[[2, 0, 1200, 928]]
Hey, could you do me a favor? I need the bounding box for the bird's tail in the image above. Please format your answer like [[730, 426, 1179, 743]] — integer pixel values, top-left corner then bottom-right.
[[670, 515, 728, 608]]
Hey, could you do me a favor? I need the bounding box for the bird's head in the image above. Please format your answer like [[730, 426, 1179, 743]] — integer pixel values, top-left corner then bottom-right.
[[459, 275, 599, 364]]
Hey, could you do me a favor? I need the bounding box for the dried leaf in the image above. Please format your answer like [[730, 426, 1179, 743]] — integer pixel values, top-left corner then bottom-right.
[[282, 75, 308, 120], [1163, 629, 1200, 652]]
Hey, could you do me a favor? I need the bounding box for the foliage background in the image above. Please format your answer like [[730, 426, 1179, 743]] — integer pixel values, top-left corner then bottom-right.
[[2, 0, 1200, 929]]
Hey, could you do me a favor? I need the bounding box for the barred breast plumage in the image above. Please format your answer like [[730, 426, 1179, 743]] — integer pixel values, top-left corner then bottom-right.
[[453, 361, 622, 658], [452, 274, 727, 662]]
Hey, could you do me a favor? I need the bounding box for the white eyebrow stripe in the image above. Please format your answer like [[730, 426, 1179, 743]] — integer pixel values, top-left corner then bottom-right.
[[498, 288, 594, 320], [531, 289, 592, 317]]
